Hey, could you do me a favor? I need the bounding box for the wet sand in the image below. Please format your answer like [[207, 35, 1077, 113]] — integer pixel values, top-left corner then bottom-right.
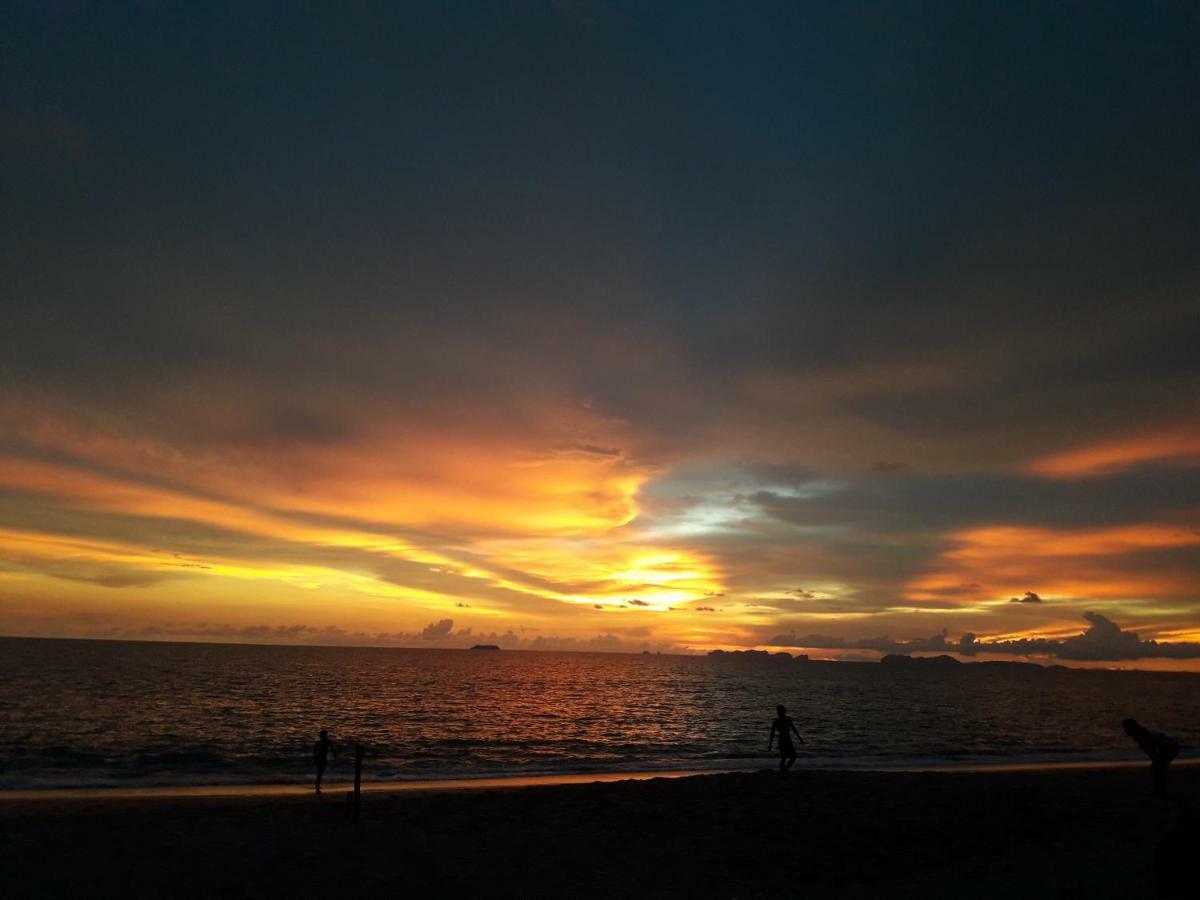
[[2, 765, 1196, 898], [0, 768, 725, 802]]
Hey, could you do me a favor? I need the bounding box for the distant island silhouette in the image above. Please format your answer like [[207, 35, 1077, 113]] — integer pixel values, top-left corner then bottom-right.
[[881, 653, 962, 667], [707, 649, 810, 661], [879, 654, 1070, 672], [470, 644, 501, 651], [706, 649, 1070, 671]]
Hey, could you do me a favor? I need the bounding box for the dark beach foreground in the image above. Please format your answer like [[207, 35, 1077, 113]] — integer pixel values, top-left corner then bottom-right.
[[2, 766, 1197, 899]]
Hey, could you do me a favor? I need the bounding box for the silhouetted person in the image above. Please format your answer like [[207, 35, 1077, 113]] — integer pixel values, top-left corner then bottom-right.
[[1122, 718, 1180, 799], [313, 729, 338, 793], [767, 704, 802, 774]]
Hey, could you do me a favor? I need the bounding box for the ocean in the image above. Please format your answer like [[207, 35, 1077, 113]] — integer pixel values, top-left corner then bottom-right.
[[1, 637, 1196, 790]]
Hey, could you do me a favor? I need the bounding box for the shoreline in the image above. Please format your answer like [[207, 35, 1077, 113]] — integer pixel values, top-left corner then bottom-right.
[[4, 756, 1196, 803], [3, 765, 1196, 898]]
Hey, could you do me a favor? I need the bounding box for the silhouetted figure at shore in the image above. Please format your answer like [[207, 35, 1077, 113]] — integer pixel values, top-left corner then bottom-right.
[[767, 704, 802, 774], [313, 729, 338, 793], [1122, 718, 1180, 799]]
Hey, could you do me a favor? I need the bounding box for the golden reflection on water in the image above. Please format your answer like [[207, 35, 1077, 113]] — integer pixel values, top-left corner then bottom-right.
[[2, 638, 1199, 791]]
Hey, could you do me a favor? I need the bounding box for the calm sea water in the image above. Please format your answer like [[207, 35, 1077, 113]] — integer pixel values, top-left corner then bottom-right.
[[1, 637, 1196, 790]]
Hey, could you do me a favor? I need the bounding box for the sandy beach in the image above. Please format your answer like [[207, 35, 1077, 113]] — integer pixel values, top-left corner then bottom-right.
[[2, 764, 1196, 899]]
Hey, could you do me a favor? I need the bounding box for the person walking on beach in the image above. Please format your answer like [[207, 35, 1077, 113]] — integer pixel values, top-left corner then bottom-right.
[[767, 704, 803, 774], [1122, 718, 1180, 799], [313, 729, 338, 793]]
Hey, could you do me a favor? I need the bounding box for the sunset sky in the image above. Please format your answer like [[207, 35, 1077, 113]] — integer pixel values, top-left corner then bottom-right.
[[3, 3, 1199, 665]]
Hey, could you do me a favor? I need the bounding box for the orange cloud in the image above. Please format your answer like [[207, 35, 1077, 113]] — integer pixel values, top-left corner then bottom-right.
[[907, 523, 1200, 603], [0, 403, 723, 633], [1, 397, 648, 538], [1028, 432, 1200, 478], [475, 538, 722, 608], [6, 398, 1199, 659]]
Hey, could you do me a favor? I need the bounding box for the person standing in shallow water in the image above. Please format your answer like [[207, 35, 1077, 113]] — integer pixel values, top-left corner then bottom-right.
[[767, 704, 803, 774], [1122, 718, 1181, 799], [313, 729, 338, 793]]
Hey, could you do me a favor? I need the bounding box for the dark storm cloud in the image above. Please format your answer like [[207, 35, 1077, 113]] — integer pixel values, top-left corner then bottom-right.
[[705, 466, 1200, 602], [1011, 592, 1043, 604], [767, 614, 1200, 662], [6, 2, 1197, 432], [958, 614, 1200, 662], [1056, 613, 1200, 661], [753, 469, 1200, 536], [632, 454, 1200, 628], [765, 629, 953, 656]]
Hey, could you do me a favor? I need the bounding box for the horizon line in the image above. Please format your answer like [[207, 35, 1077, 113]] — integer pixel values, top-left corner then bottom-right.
[[4, 633, 1200, 674]]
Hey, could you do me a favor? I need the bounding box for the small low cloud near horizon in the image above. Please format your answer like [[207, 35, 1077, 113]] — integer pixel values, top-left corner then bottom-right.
[[1011, 592, 1043, 604], [3, 4, 1200, 668]]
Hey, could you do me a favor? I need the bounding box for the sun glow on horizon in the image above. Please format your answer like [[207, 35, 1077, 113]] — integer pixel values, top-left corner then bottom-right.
[[3, 398, 1200, 664]]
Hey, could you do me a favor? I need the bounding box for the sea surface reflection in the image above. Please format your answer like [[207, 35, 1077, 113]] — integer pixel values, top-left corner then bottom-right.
[[2, 638, 1197, 789]]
